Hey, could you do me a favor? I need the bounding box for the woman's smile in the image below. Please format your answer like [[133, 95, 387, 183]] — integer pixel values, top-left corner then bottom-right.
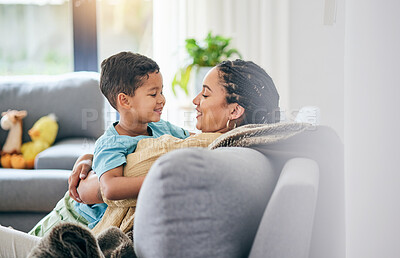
[[195, 108, 202, 118]]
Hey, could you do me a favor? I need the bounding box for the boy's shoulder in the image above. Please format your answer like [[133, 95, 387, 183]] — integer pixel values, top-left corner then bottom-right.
[[96, 122, 118, 139], [149, 119, 189, 138], [94, 122, 125, 147], [149, 119, 168, 127], [148, 119, 175, 130]]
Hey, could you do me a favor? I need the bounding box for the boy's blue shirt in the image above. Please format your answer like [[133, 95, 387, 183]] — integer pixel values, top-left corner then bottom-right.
[[74, 119, 189, 229]]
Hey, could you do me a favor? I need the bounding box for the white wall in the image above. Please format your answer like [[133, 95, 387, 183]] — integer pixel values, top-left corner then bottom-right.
[[288, 0, 345, 140], [344, 0, 400, 257], [283, 0, 400, 256], [284, 0, 400, 256]]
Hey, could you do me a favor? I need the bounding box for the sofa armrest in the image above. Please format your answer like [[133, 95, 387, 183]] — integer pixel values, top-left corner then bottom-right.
[[249, 158, 319, 258]]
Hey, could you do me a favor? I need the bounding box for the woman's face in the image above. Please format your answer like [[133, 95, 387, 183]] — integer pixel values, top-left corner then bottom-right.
[[192, 67, 234, 133]]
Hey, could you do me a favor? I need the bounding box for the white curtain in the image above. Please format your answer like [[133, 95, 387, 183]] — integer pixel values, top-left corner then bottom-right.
[[153, 0, 290, 128]]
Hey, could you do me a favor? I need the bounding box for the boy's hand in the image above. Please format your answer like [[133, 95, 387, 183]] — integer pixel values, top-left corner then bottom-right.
[[69, 155, 93, 202]]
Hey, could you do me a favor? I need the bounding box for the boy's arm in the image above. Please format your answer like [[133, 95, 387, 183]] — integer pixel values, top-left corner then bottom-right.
[[99, 165, 145, 200]]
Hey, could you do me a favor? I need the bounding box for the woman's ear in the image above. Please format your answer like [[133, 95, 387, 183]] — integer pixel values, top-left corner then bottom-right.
[[117, 93, 130, 110], [229, 103, 245, 120]]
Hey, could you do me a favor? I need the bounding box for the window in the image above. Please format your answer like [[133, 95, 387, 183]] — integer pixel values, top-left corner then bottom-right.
[[0, 0, 153, 75], [97, 0, 153, 63], [0, 0, 73, 75]]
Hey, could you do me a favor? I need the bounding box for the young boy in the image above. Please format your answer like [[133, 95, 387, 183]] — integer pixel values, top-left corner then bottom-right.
[[29, 52, 189, 236], [74, 51, 190, 228]]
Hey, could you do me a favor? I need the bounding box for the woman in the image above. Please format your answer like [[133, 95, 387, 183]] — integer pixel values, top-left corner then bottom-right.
[[0, 59, 280, 257]]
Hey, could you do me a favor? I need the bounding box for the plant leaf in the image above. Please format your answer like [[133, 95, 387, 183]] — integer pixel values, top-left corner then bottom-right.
[[171, 72, 179, 96], [225, 48, 242, 59], [171, 65, 193, 96], [181, 65, 193, 95], [173, 31, 242, 95]]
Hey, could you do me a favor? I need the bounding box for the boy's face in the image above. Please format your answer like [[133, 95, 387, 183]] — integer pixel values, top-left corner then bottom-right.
[[126, 72, 165, 124]]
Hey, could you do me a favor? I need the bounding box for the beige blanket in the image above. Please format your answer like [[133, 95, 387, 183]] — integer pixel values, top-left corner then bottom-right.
[[92, 133, 222, 235]]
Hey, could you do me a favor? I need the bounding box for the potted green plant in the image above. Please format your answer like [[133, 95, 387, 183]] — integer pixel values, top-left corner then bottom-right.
[[172, 31, 242, 96]]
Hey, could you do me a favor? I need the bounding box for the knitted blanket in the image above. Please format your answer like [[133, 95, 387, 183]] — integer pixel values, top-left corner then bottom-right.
[[28, 222, 135, 258], [208, 122, 311, 149], [91, 133, 222, 235]]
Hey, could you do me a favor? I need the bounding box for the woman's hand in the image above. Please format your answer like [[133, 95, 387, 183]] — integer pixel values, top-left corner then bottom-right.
[[68, 154, 94, 202], [77, 170, 103, 204]]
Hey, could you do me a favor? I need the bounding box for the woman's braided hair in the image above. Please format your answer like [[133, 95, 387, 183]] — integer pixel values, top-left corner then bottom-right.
[[217, 59, 280, 125]]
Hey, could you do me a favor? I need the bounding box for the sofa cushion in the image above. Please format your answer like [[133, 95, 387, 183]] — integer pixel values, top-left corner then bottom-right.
[[0, 212, 49, 233], [0, 72, 109, 144], [35, 138, 95, 170], [134, 147, 278, 258], [0, 169, 70, 212]]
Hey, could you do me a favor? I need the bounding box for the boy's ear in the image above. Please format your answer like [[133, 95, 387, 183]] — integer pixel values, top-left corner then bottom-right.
[[117, 93, 130, 109], [229, 103, 245, 120]]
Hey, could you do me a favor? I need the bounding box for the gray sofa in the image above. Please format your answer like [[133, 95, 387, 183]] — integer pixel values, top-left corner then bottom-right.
[[0, 72, 345, 257], [0, 72, 109, 232], [134, 126, 345, 258]]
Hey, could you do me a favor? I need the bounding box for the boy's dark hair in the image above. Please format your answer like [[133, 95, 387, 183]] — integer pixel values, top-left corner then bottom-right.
[[100, 52, 160, 110], [217, 59, 280, 125]]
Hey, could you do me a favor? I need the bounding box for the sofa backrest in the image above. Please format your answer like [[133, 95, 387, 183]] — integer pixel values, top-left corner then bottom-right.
[[252, 126, 345, 258], [134, 147, 278, 258], [249, 158, 320, 258], [0, 72, 110, 145]]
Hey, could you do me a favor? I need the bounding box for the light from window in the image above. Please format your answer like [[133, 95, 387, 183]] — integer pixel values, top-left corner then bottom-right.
[[97, 0, 153, 63], [0, 0, 73, 75]]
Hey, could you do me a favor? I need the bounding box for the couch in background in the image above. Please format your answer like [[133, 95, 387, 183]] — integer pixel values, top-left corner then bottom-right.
[[0, 72, 109, 232]]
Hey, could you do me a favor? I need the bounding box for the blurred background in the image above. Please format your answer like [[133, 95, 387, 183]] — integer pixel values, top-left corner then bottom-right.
[[0, 0, 399, 257]]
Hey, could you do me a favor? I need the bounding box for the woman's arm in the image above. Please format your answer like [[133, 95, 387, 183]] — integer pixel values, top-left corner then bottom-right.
[[76, 170, 103, 204], [100, 165, 145, 200], [68, 153, 94, 202]]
